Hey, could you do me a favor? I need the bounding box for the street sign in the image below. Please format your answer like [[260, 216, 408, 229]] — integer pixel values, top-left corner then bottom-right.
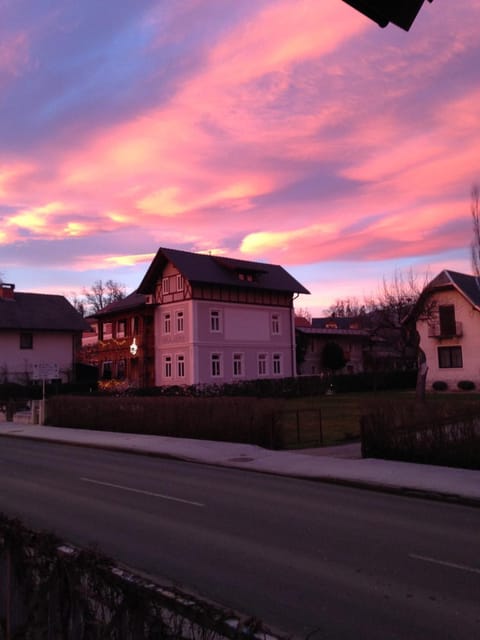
[[32, 362, 59, 380]]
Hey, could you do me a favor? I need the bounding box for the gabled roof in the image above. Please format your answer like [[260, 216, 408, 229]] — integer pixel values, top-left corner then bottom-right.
[[427, 270, 480, 309], [137, 247, 310, 295], [0, 292, 91, 332], [93, 291, 147, 318]]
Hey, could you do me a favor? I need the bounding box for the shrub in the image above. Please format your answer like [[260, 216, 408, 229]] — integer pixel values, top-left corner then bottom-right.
[[458, 380, 475, 391], [432, 380, 448, 391]]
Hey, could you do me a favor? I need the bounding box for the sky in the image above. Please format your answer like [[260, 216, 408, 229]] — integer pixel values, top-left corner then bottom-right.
[[1, 0, 479, 316]]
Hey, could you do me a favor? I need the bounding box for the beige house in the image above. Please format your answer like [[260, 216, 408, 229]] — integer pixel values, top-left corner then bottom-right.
[[417, 270, 480, 390]]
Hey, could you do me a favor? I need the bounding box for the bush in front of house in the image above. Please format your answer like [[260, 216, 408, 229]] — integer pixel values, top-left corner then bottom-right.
[[432, 380, 448, 391], [458, 380, 476, 391], [360, 399, 480, 470]]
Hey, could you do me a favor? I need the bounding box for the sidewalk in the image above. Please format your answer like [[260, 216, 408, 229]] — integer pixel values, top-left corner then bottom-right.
[[1, 420, 479, 506]]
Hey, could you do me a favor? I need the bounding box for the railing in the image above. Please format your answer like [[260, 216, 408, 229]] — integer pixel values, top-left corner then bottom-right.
[[428, 321, 462, 338]]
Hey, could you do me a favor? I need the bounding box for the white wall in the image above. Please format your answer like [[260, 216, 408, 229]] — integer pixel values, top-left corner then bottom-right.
[[418, 289, 480, 390], [0, 331, 75, 383]]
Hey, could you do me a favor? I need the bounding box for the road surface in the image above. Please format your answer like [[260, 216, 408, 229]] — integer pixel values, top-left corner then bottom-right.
[[0, 436, 478, 639]]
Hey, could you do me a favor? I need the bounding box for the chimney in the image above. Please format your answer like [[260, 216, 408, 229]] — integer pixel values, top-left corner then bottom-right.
[[0, 283, 15, 300]]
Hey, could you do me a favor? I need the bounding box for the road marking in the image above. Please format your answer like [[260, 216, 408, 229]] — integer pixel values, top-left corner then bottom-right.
[[80, 477, 205, 507], [409, 553, 480, 576]]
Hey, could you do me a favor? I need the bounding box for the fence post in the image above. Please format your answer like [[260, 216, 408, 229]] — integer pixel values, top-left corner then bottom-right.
[[296, 410, 300, 445], [319, 408, 323, 446], [6, 548, 11, 640]]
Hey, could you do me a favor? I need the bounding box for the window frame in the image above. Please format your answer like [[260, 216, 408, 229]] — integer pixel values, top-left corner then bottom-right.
[[210, 309, 222, 333], [19, 332, 33, 350], [258, 353, 268, 376], [438, 346, 463, 369], [271, 313, 281, 335], [163, 312, 171, 335], [272, 353, 282, 375], [233, 352, 244, 377], [211, 353, 222, 378], [175, 310, 184, 333], [164, 355, 172, 378], [176, 354, 185, 378]]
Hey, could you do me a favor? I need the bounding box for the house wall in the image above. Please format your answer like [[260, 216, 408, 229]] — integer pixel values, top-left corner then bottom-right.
[[417, 288, 480, 390], [154, 297, 296, 385], [0, 331, 75, 383]]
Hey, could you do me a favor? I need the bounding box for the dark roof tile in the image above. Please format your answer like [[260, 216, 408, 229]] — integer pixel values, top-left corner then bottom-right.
[[0, 292, 91, 332], [138, 247, 310, 295]]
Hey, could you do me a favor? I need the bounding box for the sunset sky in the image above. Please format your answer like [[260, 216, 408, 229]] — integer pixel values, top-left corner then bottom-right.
[[1, 0, 479, 315]]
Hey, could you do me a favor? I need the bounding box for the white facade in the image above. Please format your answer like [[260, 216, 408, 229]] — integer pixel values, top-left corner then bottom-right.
[[154, 298, 296, 386], [0, 330, 76, 384], [146, 254, 300, 386], [417, 287, 480, 390]]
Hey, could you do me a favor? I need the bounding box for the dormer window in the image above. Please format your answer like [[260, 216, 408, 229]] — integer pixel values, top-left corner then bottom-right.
[[325, 322, 338, 329], [238, 272, 255, 282]]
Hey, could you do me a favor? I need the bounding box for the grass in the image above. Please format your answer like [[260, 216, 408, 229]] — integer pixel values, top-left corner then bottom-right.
[[277, 390, 480, 447]]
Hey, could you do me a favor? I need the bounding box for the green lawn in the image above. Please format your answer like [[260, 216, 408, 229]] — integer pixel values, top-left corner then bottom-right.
[[277, 390, 480, 447]]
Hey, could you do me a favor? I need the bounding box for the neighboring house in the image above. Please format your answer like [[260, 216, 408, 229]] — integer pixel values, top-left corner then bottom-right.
[[0, 282, 90, 384], [136, 247, 309, 386], [296, 313, 414, 376], [417, 269, 480, 390], [296, 316, 369, 375], [79, 292, 155, 388]]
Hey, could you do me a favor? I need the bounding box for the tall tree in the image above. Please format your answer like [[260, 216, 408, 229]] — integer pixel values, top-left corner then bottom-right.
[[82, 279, 126, 314], [367, 269, 435, 402], [326, 297, 367, 318], [470, 184, 480, 276]]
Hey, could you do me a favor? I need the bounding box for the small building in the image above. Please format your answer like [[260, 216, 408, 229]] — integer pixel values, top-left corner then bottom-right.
[[0, 282, 90, 384], [296, 316, 369, 375], [79, 292, 155, 388], [417, 269, 480, 390], [137, 247, 310, 386]]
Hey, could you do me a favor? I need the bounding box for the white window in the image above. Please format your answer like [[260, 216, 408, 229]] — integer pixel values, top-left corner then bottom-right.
[[211, 353, 222, 377], [272, 353, 282, 375], [177, 354, 185, 378], [164, 355, 172, 378], [233, 353, 244, 377], [210, 310, 221, 332], [162, 277, 170, 294], [176, 310, 184, 333], [176, 274, 184, 291], [258, 353, 268, 376], [163, 313, 171, 334], [271, 313, 280, 335]]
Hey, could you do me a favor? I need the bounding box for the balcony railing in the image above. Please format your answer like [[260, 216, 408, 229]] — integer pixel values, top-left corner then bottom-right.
[[428, 321, 463, 338]]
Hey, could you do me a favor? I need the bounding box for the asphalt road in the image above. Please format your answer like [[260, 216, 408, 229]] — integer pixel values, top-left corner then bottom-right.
[[0, 436, 479, 639]]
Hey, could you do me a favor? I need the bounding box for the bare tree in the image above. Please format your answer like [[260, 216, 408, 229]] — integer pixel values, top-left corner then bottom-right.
[[325, 297, 368, 318], [82, 279, 126, 314], [367, 268, 435, 402], [68, 293, 87, 317], [294, 307, 312, 323], [470, 184, 480, 276]]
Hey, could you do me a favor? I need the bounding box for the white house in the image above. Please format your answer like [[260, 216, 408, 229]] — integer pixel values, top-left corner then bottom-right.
[[0, 282, 91, 384], [137, 247, 310, 386], [417, 270, 480, 390]]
